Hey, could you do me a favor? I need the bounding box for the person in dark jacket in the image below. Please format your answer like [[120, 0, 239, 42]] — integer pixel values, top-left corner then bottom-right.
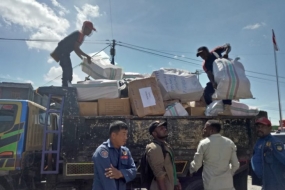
[[196, 44, 232, 115], [50, 21, 96, 87], [92, 121, 137, 190], [251, 117, 285, 190]]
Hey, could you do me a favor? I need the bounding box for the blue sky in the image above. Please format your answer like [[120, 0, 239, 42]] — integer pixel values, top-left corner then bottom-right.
[[0, 0, 284, 125]]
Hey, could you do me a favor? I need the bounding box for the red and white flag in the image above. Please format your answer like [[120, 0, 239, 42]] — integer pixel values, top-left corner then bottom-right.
[[272, 29, 279, 51]]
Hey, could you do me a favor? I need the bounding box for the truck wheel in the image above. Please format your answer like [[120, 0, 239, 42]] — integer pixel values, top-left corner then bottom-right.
[[233, 169, 248, 190], [182, 179, 204, 190]]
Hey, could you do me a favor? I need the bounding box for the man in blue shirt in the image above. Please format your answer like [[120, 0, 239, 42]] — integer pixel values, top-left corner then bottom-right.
[[196, 44, 232, 115], [92, 121, 137, 190], [251, 117, 285, 190]]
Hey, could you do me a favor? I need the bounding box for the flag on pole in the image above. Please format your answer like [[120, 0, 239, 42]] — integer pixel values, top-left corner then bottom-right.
[[272, 29, 279, 51]]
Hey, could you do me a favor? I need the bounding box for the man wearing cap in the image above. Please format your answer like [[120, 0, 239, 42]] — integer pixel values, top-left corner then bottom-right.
[[146, 121, 181, 190], [251, 117, 285, 190], [92, 121, 136, 190], [50, 21, 96, 87], [196, 43, 232, 115]]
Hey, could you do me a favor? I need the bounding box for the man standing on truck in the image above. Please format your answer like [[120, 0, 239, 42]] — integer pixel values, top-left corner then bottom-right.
[[196, 43, 232, 115], [50, 21, 96, 87], [190, 120, 239, 190], [92, 121, 137, 190], [251, 117, 285, 190], [145, 121, 181, 190]]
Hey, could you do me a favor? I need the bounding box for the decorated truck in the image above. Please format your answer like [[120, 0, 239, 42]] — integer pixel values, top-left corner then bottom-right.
[[7, 86, 258, 190]]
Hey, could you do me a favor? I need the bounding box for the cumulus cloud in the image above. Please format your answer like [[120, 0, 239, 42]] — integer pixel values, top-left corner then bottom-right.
[[51, 0, 69, 16], [44, 66, 81, 85], [0, 0, 70, 52], [243, 22, 266, 30], [75, 4, 101, 29]]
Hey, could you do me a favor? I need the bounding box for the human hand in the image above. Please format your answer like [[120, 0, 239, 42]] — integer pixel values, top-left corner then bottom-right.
[[87, 56, 92, 64], [223, 54, 228, 59], [212, 82, 218, 89], [105, 164, 123, 179]]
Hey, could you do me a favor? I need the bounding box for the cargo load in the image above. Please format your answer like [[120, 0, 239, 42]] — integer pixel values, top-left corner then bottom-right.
[[164, 102, 189, 116], [212, 58, 253, 100], [73, 80, 120, 101], [152, 68, 204, 103], [81, 51, 123, 80], [205, 100, 259, 116], [128, 77, 165, 117]]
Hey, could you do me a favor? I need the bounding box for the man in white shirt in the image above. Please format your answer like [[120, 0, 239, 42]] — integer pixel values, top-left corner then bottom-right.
[[190, 120, 240, 190]]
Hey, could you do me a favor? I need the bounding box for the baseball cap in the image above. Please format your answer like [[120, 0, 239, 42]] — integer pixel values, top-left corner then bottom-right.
[[255, 117, 272, 126], [83, 21, 96, 31], [196, 46, 209, 57], [149, 121, 167, 135]]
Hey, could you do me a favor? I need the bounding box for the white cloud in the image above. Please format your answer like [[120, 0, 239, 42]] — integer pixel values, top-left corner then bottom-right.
[[47, 57, 54, 64], [168, 62, 173, 66], [75, 4, 101, 29], [174, 56, 178, 59], [0, 0, 70, 52], [51, 0, 69, 16], [44, 66, 81, 85], [243, 22, 266, 30]]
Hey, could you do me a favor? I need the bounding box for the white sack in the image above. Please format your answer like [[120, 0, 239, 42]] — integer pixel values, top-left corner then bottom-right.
[[213, 58, 253, 99], [73, 80, 120, 101], [205, 100, 259, 116], [81, 51, 123, 80], [123, 72, 145, 79], [164, 102, 189, 116], [152, 68, 204, 103]]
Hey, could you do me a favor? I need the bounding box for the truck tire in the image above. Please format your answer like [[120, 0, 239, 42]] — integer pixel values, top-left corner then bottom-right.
[[233, 169, 248, 190], [182, 179, 204, 190]]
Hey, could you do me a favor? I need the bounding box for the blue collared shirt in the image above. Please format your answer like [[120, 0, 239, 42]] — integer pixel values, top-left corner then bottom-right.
[[92, 139, 137, 190]]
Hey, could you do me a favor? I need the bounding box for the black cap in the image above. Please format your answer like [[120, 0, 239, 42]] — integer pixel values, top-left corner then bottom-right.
[[196, 46, 209, 57], [148, 121, 167, 135]]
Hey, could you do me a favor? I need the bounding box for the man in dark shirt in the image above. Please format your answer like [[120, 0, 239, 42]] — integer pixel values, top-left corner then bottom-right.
[[196, 43, 232, 115], [50, 21, 96, 87]]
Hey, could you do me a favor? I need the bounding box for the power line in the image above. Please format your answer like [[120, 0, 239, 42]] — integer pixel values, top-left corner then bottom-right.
[[117, 41, 200, 62], [41, 44, 111, 86], [0, 37, 109, 42], [117, 44, 201, 67]]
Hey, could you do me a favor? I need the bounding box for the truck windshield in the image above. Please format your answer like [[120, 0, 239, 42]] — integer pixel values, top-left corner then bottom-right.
[[0, 104, 18, 133]]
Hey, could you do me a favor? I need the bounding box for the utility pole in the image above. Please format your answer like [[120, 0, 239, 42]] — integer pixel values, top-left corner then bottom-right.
[[110, 39, 116, 65], [191, 70, 204, 81]]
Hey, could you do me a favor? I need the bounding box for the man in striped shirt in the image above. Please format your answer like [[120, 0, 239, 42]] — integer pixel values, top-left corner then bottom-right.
[[196, 43, 232, 115], [50, 21, 96, 87]]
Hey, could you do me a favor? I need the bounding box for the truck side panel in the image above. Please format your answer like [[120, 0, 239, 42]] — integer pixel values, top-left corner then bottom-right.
[[61, 116, 255, 179]]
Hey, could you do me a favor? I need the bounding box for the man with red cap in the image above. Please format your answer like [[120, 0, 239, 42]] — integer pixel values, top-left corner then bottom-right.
[[50, 21, 96, 87], [251, 117, 285, 190]]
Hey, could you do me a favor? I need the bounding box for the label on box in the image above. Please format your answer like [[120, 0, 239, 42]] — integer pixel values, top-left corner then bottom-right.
[[139, 87, 156, 108]]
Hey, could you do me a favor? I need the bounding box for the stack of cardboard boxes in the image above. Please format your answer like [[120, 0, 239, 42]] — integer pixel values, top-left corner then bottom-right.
[[78, 77, 206, 117]]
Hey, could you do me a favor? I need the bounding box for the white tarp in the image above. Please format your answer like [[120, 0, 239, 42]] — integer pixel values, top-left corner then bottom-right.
[[152, 68, 204, 103], [81, 51, 123, 80], [212, 58, 253, 100], [205, 100, 259, 116], [73, 80, 120, 101], [164, 102, 189, 116]]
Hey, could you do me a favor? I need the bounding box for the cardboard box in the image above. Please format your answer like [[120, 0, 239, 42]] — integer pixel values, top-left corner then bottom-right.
[[128, 77, 165, 117], [186, 107, 206, 116], [78, 102, 98, 116], [189, 100, 206, 107], [98, 98, 131, 116]]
